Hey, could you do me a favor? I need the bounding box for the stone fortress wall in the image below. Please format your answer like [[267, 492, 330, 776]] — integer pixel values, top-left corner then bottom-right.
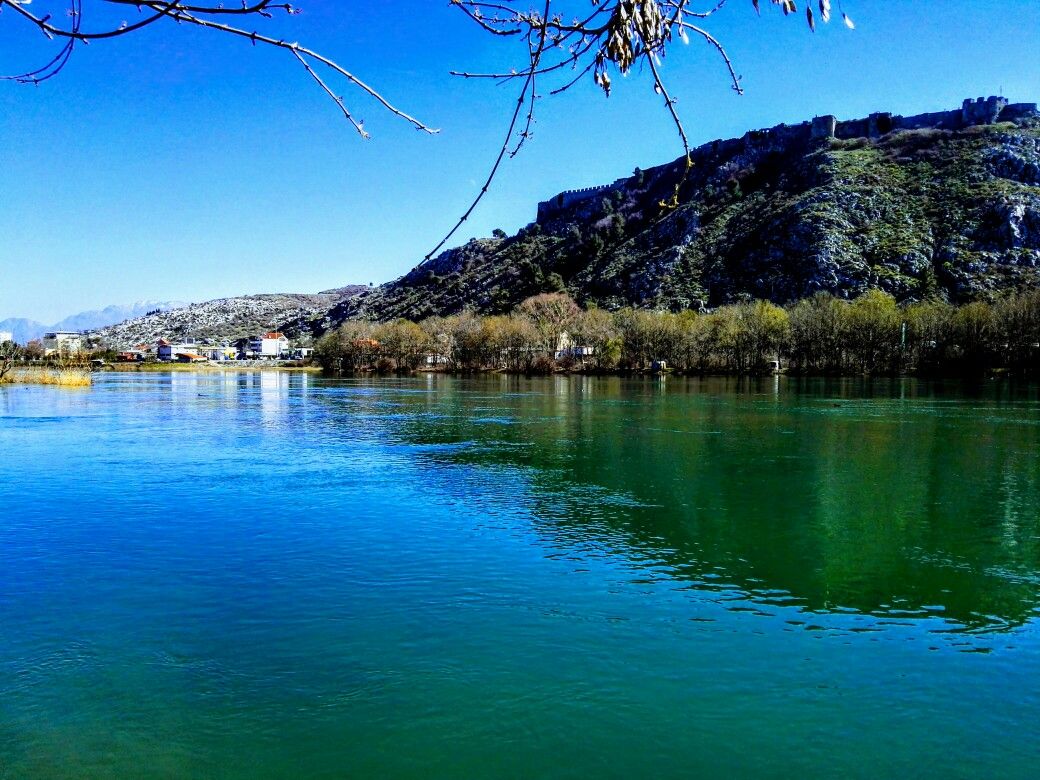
[[535, 97, 1039, 222], [536, 177, 630, 222]]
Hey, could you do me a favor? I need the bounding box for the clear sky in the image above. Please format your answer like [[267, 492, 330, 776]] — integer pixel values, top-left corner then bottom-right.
[[1, 0, 1038, 323]]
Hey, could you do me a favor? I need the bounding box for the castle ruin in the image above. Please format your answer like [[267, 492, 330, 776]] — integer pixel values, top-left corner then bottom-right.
[[535, 96, 1038, 222], [535, 178, 629, 223]]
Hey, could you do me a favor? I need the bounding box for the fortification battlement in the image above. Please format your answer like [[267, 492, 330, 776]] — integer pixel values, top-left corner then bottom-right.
[[535, 97, 1038, 222], [536, 178, 628, 222]]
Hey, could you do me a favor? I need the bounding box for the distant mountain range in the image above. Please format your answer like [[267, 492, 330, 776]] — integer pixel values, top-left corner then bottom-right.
[[0, 301, 188, 344]]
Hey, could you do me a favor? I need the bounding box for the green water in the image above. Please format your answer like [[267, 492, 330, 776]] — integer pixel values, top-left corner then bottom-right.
[[1, 373, 1038, 777]]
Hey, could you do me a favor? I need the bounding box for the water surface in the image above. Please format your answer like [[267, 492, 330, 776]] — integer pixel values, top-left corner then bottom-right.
[[2, 373, 1039, 777]]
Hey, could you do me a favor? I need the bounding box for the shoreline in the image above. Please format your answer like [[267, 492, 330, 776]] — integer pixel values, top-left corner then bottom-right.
[[91, 365, 1040, 382], [104, 362, 323, 374], [9, 363, 1037, 383]]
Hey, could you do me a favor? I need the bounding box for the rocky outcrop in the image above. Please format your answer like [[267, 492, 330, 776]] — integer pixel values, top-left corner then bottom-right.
[[986, 134, 1040, 186]]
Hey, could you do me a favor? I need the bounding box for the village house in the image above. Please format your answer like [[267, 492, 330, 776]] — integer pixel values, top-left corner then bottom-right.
[[156, 338, 174, 361], [156, 338, 199, 362], [42, 331, 84, 356], [247, 332, 291, 360], [554, 332, 594, 362], [175, 352, 208, 363]]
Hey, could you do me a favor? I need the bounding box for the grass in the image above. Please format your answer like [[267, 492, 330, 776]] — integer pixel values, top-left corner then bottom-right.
[[1, 368, 93, 387]]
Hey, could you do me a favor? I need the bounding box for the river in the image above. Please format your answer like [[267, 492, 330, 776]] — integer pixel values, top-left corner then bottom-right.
[[1, 372, 1038, 777]]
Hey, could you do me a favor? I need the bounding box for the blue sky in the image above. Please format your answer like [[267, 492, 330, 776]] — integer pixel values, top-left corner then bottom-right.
[[1, 1, 1038, 323]]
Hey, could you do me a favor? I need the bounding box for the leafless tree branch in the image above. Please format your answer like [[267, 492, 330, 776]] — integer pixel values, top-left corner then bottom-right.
[[0, 0, 437, 134], [1, 1, 847, 262], [433, 0, 840, 253]]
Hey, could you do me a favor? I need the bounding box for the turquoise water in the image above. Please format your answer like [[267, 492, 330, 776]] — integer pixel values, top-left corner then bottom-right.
[[1, 372, 1039, 778]]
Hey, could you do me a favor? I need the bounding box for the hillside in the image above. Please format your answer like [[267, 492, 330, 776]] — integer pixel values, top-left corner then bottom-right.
[[95, 289, 366, 347], [89, 97, 1040, 343], [320, 96, 1040, 329]]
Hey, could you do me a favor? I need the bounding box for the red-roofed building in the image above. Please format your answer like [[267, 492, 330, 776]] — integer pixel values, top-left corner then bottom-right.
[[157, 338, 198, 361]]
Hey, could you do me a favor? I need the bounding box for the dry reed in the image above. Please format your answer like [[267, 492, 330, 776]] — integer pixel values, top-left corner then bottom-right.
[[1, 368, 93, 387]]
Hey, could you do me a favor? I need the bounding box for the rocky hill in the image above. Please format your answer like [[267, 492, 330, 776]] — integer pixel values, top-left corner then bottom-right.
[[320, 96, 1040, 329], [94, 289, 366, 348]]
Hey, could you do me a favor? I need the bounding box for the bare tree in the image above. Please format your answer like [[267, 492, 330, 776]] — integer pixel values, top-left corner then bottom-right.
[[0, 1, 437, 138], [519, 292, 581, 357], [1, 1, 847, 253], [434, 1, 852, 255], [0, 340, 17, 382]]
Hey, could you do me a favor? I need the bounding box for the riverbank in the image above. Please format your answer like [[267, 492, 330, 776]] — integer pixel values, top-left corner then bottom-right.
[[110, 362, 321, 373], [328, 365, 1040, 381]]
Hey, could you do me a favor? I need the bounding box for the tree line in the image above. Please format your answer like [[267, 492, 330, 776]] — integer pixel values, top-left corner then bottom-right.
[[313, 289, 1040, 377]]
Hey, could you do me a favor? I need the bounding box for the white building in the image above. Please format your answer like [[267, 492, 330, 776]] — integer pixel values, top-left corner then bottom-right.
[[204, 346, 237, 362], [248, 332, 290, 359], [42, 331, 84, 356], [554, 332, 594, 361], [156, 338, 199, 362], [0, 331, 13, 345]]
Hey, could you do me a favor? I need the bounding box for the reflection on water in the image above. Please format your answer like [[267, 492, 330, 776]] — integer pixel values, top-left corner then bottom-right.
[[8, 371, 1035, 634], [2, 372, 1039, 778], [343, 374, 1040, 637]]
